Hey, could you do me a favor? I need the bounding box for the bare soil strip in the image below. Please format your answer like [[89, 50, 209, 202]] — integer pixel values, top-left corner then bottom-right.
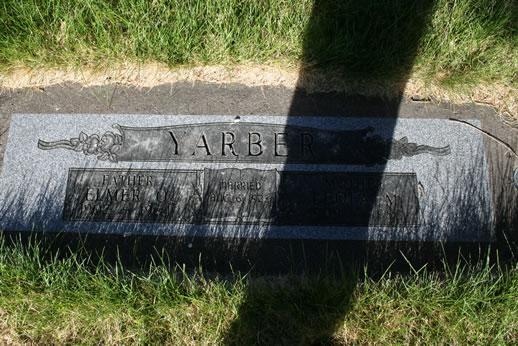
[[1, 63, 515, 118]]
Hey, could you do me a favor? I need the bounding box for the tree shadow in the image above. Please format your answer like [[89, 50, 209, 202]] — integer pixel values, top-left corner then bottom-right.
[[222, 0, 437, 344]]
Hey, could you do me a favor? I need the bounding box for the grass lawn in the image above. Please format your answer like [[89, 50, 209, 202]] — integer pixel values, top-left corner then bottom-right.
[[0, 0, 516, 80], [0, 235, 517, 344]]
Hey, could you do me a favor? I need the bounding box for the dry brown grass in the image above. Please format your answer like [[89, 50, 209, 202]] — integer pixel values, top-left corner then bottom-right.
[[1, 62, 515, 118], [0, 308, 23, 344]]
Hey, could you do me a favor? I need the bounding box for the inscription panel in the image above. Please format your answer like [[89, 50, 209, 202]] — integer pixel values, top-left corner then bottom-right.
[[64, 168, 418, 227], [202, 168, 277, 224], [64, 169, 202, 222], [277, 172, 419, 227]]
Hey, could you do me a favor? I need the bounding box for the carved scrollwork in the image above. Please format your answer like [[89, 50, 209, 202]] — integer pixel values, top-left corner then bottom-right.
[[389, 136, 451, 160], [38, 124, 124, 163]]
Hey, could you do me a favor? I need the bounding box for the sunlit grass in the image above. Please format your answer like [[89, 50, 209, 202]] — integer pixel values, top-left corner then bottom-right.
[[1, 234, 517, 344], [0, 0, 516, 88]]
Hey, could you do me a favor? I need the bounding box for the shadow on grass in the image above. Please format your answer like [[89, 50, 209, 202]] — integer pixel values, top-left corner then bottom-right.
[[222, 0, 438, 344], [223, 272, 357, 345]]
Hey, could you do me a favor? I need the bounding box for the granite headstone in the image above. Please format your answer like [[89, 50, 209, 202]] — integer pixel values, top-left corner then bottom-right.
[[0, 114, 494, 242]]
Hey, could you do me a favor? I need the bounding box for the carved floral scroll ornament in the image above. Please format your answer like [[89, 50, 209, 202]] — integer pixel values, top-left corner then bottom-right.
[[389, 136, 450, 159], [38, 124, 123, 163]]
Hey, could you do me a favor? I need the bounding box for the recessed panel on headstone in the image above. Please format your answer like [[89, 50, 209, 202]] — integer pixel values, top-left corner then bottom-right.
[[201, 168, 277, 224], [276, 172, 418, 227], [63, 168, 202, 223], [0, 114, 494, 241]]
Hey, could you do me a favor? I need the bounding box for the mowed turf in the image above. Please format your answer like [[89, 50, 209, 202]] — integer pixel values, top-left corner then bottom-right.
[[0, 235, 517, 344], [0, 0, 516, 86]]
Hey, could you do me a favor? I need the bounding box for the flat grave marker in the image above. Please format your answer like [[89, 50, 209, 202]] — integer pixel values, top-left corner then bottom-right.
[[0, 114, 494, 242]]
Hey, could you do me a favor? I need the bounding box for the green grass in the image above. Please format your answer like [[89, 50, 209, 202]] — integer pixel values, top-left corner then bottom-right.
[[0, 0, 516, 87], [1, 234, 517, 344]]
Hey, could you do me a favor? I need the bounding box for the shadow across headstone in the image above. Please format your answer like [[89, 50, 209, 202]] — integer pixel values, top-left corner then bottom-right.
[[221, 0, 442, 344]]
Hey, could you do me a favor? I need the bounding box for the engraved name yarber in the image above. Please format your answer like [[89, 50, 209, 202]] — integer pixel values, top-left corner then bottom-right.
[[38, 122, 451, 165]]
